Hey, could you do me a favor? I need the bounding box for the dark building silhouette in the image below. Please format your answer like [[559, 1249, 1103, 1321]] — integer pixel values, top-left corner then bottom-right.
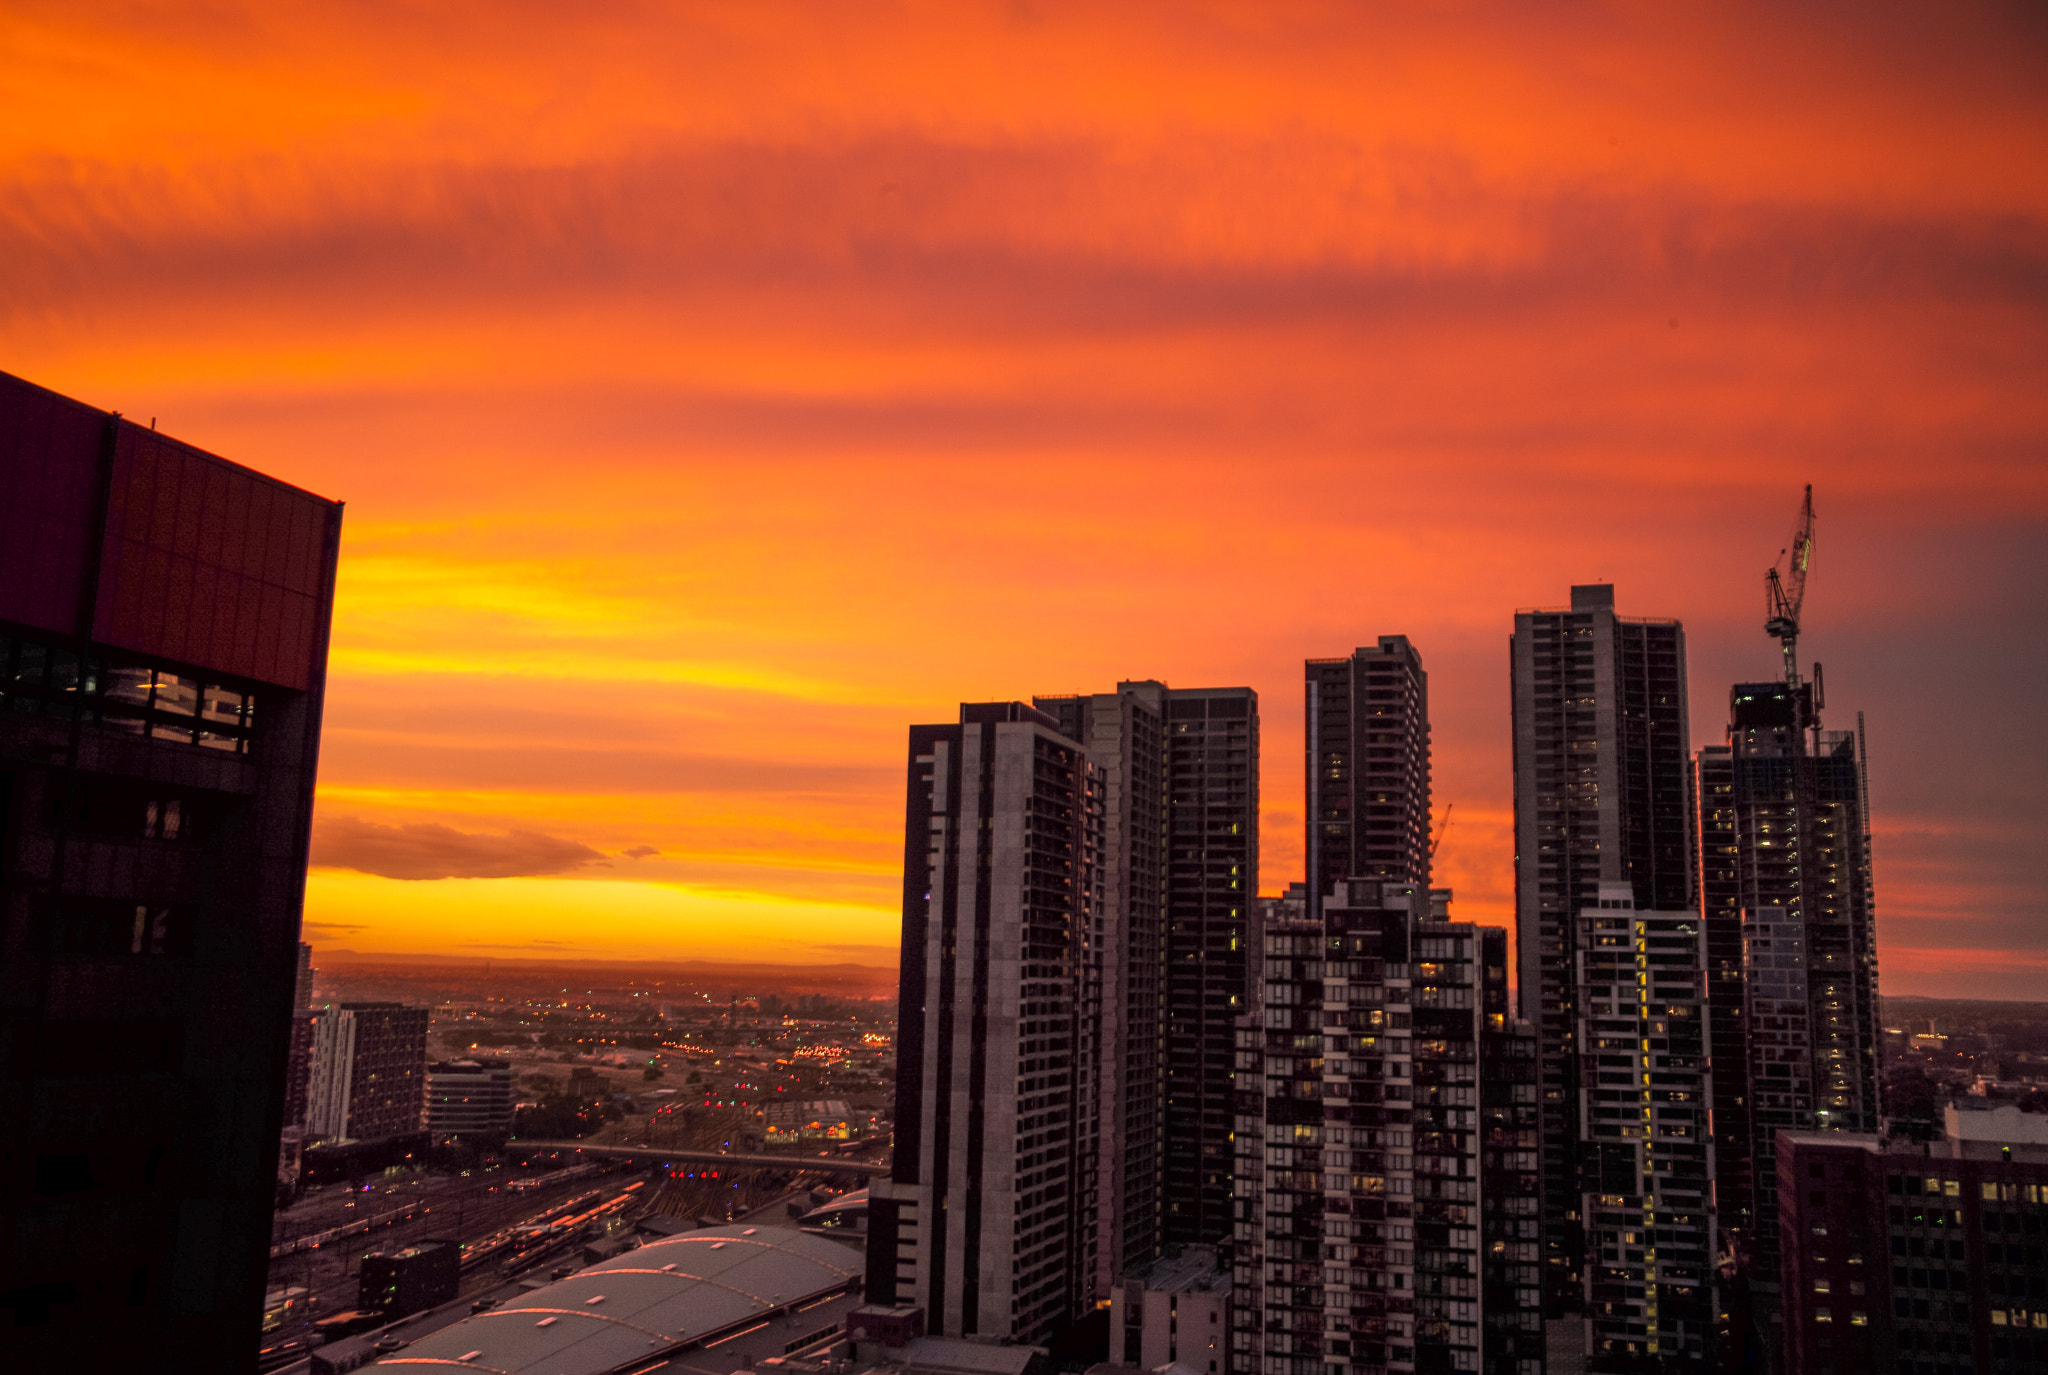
[[1306, 637, 1431, 915], [866, 703, 1104, 1345], [1160, 685, 1258, 1250], [0, 371, 340, 1370], [1478, 965, 1546, 1375], [1510, 584, 1692, 1320], [1695, 679, 1880, 1288], [357, 1239, 460, 1319]]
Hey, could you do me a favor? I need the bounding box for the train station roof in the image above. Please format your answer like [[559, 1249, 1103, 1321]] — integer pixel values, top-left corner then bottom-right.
[[369, 1224, 862, 1375]]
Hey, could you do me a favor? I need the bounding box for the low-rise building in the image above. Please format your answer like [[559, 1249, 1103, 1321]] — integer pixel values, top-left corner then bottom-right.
[[1110, 1246, 1229, 1374], [359, 1239, 461, 1319], [428, 1059, 516, 1139]]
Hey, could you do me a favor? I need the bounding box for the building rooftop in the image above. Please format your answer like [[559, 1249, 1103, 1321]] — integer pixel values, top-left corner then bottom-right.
[[1947, 1100, 2048, 1146], [1122, 1246, 1228, 1295], [897, 1335, 1046, 1375], [367, 1224, 862, 1375]]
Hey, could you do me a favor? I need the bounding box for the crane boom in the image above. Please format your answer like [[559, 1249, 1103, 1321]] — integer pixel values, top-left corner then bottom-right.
[[1764, 484, 1815, 687]]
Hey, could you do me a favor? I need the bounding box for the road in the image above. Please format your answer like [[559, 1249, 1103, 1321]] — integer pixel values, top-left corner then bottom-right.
[[512, 1141, 887, 1175]]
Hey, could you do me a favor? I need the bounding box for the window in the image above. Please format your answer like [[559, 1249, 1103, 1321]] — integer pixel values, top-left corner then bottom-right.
[[0, 632, 259, 755]]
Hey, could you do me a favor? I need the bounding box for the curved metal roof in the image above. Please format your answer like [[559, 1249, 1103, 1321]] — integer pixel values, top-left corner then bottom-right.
[[370, 1224, 861, 1375]]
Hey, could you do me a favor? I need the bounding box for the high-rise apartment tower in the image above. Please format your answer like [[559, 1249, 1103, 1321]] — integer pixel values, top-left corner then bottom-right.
[[1038, 682, 1258, 1264], [1570, 885, 1717, 1370], [1034, 682, 1169, 1292], [1306, 638, 1431, 917], [1694, 679, 1879, 1285], [1232, 881, 1534, 1375], [305, 1001, 430, 1143], [865, 703, 1105, 1345], [1161, 686, 1259, 1248], [1510, 585, 1692, 1314], [0, 371, 340, 1370]]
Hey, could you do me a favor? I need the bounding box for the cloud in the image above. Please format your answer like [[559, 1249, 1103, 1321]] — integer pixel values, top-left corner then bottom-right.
[[621, 845, 660, 859], [312, 814, 607, 880]]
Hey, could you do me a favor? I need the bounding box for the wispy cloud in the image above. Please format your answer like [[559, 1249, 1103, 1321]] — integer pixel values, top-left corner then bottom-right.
[[312, 815, 607, 881]]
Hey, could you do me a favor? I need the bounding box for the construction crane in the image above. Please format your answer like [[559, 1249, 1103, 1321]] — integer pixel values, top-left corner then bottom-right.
[[1429, 801, 1454, 862], [1764, 484, 1816, 689]]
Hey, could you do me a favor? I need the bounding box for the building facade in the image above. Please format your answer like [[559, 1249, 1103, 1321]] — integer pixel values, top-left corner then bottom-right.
[[1305, 638, 1431, 916], [865, 702, 1106, 1346], [1776, 1103, 2048, 1375], [1234, 880, 1525, 1375], [1570, 887, 1717, 1370], [1162, 686, 1259, 1250], [1510, 584, 1692, 1316], [283, 1009, 318, 1128], [427, 1058, 516, 1139], [306, 1002, 430, 1143], [0, 371, 340, 1370], [1035, 682, 1169, 1292], [1695, 678, 1880, 1279], [1112, 1246, 1231, 1374], [1477, 930, 1545, 1375]]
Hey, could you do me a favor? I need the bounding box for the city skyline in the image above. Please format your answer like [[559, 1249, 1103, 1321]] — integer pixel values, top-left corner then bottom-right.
[[4, 5, 2044, 997]]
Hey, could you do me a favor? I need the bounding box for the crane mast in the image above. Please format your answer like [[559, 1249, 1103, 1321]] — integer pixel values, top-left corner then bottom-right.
[[1765, 484, 1816, 688]]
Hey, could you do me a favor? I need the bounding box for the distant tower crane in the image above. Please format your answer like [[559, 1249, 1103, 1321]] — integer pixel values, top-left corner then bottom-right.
[[1764, 484, 1816, 690], [1429, 801, 1455, 863]]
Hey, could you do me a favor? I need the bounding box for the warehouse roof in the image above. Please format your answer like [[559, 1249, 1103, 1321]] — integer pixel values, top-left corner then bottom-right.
[[369, 1224, 861, 1375]]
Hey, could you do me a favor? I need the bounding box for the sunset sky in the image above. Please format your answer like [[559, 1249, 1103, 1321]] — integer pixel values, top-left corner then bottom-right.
[[5, 2, 2044, 997]]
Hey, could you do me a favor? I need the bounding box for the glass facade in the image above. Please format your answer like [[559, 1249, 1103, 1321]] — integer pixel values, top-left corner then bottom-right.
[[1, 628, 258, 755]]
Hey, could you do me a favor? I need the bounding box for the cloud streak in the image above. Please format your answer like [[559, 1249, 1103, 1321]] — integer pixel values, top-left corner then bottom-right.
[[4, 2, 2044, 986], [312, 815, 608, 881]]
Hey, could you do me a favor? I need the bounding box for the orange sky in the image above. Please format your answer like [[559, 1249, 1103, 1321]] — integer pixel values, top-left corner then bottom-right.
[[4, 2, 2045, 996]]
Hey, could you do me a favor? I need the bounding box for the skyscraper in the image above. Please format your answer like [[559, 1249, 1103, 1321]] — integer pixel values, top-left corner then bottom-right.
[[1510, 584, 1691, 1314], [1161, 686, 1259, 1249], [1232, 879, 1524, 1375], [1035, 682, 1169, 1292], [865, 702, 1105, 1346], [1570, 886, 1717, 1371], [0, 371, 340, 1369], [1694, 679, 1879, 1285], [1306, 637, 1431, 916], [1034, 682, 1259, 1269]]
